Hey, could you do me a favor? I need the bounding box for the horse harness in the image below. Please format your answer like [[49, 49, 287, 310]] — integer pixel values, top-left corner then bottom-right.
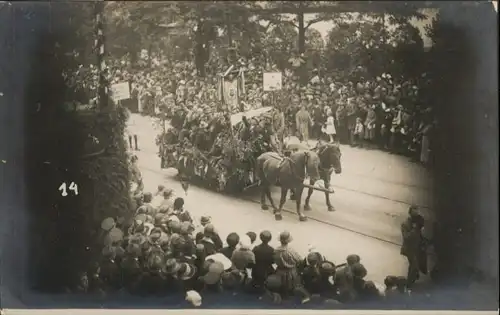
[[270, 151, 310, 183], [315, 144, 336, 174]]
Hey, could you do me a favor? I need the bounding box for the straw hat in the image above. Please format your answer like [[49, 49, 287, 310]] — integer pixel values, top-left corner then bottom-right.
[[205, 253, 233, 271]]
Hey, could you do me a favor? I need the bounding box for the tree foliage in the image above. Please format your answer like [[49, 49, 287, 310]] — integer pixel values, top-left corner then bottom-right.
[[105, 2, 182, 62], [324, 13, 426, 80], [99, 2, 430, 85]]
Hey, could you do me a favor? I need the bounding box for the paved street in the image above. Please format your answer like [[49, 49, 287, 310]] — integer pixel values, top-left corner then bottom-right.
[[128, 114, 435, 243], [125, 113, 437, 285]]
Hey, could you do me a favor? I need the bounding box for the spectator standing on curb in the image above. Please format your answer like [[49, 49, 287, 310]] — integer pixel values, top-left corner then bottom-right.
[[126, 108, 139, 151], [322, 108, 336, 143], [273, 231, 311, 304], [295, 103, 313, 147]]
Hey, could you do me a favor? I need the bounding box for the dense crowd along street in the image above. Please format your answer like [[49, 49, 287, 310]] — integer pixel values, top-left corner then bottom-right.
[[60, 1, 443, 308]]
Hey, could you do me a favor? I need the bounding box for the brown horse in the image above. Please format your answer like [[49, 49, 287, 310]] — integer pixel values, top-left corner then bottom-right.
[[256, 150, 321, 221], [304, 142, 342, 212]]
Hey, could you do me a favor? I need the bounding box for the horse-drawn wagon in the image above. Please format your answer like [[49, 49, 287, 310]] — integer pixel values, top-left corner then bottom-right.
[[158, 107, 276, 193], [158, 106, 343, 221]]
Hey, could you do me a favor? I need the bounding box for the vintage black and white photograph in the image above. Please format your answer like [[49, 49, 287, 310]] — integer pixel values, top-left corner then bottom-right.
[[0, 0, 498, 311]]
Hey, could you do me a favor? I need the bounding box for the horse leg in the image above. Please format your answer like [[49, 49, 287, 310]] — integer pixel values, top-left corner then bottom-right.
[[265, 187, 280, 220], [325, 182, 335, 212], [304, 179, 315, 211], [278, 187, 288, 211], [295, 186, 307, 221], [273, 187, 287, 221], [289, 188, 296, 201], [260, 184, 269, 211]]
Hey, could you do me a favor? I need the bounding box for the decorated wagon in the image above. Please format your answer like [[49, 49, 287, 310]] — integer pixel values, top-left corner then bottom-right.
[[158, 106, 279, 193]]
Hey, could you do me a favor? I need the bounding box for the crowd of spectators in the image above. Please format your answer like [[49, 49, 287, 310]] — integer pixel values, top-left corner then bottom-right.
[[84, 157, 426, 307], [103, 52, 435, 166], [71, 50, 436, 306]]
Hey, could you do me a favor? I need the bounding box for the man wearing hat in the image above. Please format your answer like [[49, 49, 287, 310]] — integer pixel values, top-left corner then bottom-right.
[[231, 235, 256, 286], [401, 205, 427, 289], [272, 231, 311, 304], [311, 101, 324, 140], [194, 216, 212, 241], [174, 262, 198, 291], [346, 97, 358, 146], [204, 224, 223, 251], [317, 261, 337, 298], [199, 260, 225, 292], [251, 231, 275, 291], [126, 108, 139, 151], [295, 103, 313, 146], [301, 251, 327, 294], [199, 225, 220, 256], [335, 103, 347, 144]]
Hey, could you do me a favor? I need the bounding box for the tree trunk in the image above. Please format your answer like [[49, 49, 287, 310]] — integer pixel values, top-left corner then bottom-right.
[[297, 13, 305, 54], [194, 20, 206, 77], [296, 11, 308, 86], [227, 15, 233, 47]]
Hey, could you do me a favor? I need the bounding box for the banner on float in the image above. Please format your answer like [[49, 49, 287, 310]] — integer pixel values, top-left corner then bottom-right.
[[263, 72, 282, 91], [218, 67, 246, 112], [223, 78, 239, 111], [111, 82, 130, 102]]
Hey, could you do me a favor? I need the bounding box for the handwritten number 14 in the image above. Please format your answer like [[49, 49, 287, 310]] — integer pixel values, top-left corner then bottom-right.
[[59, 182, 79, 196]]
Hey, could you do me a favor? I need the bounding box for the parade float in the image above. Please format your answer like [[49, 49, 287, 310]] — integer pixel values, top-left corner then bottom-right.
[[157, 106, 278, 194]]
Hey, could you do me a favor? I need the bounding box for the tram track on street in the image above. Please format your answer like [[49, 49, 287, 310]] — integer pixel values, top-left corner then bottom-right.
[[134, 146, 430, 210], [138, 163, 402, 247]]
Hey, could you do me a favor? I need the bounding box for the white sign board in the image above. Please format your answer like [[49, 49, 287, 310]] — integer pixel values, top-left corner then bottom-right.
[[263, 72, 282, 92], [111, 82, 130, 101]]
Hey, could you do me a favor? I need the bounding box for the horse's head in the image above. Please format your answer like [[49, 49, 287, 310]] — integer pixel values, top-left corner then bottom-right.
[[303, 151, 321, 182], [319, 143, 342, 174]]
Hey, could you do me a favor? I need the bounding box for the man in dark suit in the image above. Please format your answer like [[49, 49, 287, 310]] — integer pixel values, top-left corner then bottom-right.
[[251, 231, 275, 291], [400, 205, 427, 289]]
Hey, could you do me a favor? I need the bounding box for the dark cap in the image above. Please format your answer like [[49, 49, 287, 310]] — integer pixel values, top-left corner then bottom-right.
[[143, 192, 153, 203], [246, 232, 257, 243], [226, 232, 240, 247], [259, 230, 272, 243], [173, 197, 184, 209]]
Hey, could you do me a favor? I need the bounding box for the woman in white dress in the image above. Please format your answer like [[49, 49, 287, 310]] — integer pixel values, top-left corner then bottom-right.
[[322, 109, 337, 143]]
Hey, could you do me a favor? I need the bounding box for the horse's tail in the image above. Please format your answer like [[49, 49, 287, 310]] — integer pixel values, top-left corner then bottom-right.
[[254, 153, 268, 182]]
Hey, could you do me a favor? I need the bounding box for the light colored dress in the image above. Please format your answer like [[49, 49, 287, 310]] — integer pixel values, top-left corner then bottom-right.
[[324, 116, 336, 135]]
